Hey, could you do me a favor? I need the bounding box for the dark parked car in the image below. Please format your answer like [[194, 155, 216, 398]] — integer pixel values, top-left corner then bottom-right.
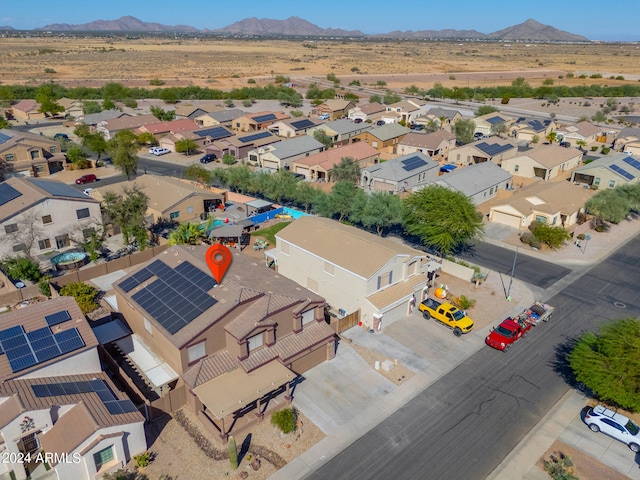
[[376, 120, 386, 126], [354, 118, 363, 124], [559, 141, 572, 148], [54, 133, 70, 141], [75, 174, 97, 184], [200, 153, 217, 164]]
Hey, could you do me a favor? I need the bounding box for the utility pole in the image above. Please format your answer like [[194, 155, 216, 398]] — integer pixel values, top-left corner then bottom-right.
[[507, 246, 519, 301]]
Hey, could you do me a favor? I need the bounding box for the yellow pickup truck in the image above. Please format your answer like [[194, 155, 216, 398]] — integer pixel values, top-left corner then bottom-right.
[[418, 298, 474, 337]]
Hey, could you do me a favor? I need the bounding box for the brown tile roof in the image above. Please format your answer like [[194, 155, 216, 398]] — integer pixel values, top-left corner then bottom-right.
[[0, 394, 23, 430], [366, 274, 428, 310], [12, 100, 39, 113], [293, 143, 379, 170], [225, 293, 298, 340], [400, 130, 456, 149], [514, 144, 582, 169], [321, 99, 354, 111], [182, 349, 237, 388], [38, 402, 99, 461], [276, 216, 423, 279], [557, 121, 601, 138], [0, 297, 99, 381], [357, 102, 386, 115], [493, 181, 594, 216], [139, 118, 198, 135], [103, 114, 157, 132]]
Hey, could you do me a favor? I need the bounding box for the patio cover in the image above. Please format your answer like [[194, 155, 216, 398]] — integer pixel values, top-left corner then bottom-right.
[[193, 361, 296, 419], [115, 334, 179, 388], [245, 199, 272, 209]]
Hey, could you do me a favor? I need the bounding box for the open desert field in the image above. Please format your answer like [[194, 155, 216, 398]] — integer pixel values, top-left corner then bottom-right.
[[1, 37, 640, 91]]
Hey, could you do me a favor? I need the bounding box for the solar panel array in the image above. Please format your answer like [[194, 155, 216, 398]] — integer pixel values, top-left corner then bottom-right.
[[291, 119, 315, 130], [0, 132, 12, 144], [238, 131, 272, 144], [194, 126, 233, 140], [45, 309, 72, 327], [401, 155, 428, 172], [131, 260, 218, 335], [119, 267, 155, 293], [486, 116, 505, 125], [476, 142, 513, 157], [527, 120, 545, 132], [0, 324, 85, 373], [0, 183, 23, 206], [623, 156, 640, 172], [610, 164, 635, 180], [253, 113, 277, 123], [32, 379, 138, 415], [30, 179, 87, 199]]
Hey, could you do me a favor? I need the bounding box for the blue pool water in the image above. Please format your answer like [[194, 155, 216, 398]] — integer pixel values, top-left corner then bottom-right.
[[281, 208, 307, 219], [51, 251, 87, 265]]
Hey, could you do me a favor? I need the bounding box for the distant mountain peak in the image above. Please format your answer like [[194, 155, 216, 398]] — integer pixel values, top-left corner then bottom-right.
[[486, 18, 588, 42], [214, 15, 364, 37], [37, 15, 198, 32]]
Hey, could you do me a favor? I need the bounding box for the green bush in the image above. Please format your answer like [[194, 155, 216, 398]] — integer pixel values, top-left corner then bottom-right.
[[520, 232, 535, 245], [38, 276, 52, 297], [134, 452, 151, 468], [590, 146, 598, 151], [531, 223, 571, 250], [271, 408, 297, 434], [576, 233, 586, 240], [501, 97, 510, 104], [247, 78, 256, 84], [2, 257, 41, 282], [59, 282, 99, 314], [601, 146, 610, 154], [452, 295, 476, 310], [149, 78, 165, 86]]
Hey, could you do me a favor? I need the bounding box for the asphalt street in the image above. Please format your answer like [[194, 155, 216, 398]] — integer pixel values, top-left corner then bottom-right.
[[307, 234, 640, 480]]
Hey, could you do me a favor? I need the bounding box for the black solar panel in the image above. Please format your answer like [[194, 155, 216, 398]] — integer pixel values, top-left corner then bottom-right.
[[610, 164, 635, 180], [238, 131, 272, 143], [528, 120, 545, 131], [401, 156, 428, 172], [253, 113, 277, 123], [131, 260, 218, 335], [291, 119, 315, 130], [195, 126, 233, 140], [0, 132, 11, 144], [119, 268, 155, 293], [0, 183, 23, 206], [623, 156, 640, 171], [45, 310, 72, 327], [476, 142, 513, 157], [486, 116, 505, 125], [29, 179, 87, 199]]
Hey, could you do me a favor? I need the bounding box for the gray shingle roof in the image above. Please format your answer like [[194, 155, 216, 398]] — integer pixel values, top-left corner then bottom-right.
[[269, 135, 323, 159], [434, 162, 512, 197], [362, 152, 438, 182], [322, 119, 370, 135], [367, 123, 411, 142]]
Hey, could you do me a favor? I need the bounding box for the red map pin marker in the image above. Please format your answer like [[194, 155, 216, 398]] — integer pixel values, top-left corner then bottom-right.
[[205, 244, 232, 284]]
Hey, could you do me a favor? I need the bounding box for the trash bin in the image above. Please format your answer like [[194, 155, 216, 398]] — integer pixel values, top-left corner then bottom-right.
[[373, 314, 383, 332]]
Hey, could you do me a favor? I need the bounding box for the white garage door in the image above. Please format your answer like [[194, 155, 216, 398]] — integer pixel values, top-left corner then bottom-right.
[[373, 180, 394, 192], [295, 166, 310, 178], [492, 211, 522, 229]]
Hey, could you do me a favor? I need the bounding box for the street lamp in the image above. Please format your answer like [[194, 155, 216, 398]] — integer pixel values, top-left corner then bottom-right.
[[582, 233, 591, 254]]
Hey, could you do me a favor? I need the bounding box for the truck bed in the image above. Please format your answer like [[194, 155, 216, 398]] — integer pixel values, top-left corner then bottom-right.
[[515, 302, 554, 326]]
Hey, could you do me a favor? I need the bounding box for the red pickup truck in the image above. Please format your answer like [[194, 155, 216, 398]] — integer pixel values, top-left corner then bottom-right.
[[485, 317, 532, 351]]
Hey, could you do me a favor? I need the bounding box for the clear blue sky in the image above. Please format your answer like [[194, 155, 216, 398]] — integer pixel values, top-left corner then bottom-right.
[[1, 0, 638, 41]]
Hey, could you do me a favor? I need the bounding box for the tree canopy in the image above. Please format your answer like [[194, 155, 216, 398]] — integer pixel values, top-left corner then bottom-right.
[[586, 188, 631, 224], [569, 318, 640, 411], [102, 185, 149, 247], [107, 129, 139, 180], [403, 185, 484, 255], [328, 157, 360, 183], [453, 119, 476, 145], [313, 129, 334, 149], [175, 138, 197, 155], [474, 105, 498, 117]]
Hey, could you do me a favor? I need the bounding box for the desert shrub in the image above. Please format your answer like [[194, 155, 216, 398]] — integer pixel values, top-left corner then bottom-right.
[[543, 452, 577, 480], [274, 75, 290, 84], [149, 78, 165, 86], [134, 452, 151, 468], [271, 408, 297, 434], [290, 110, 304, 117], [520, 232, 535, 245], [2, 257, 41, 282], [247, 78, 256, 84], [222, 154, 236, 165], [451, 295, 476, 310], [527, 220, 543, 233], [38, 276, 52, 297], [590, 146, 598, 151], [501, 97, 510, 104], [59, 282, 99, 314], [576, 233, 586, 240], [44, 67, 56, 74], [601, 146, 610, 154], [529, 237, 542, 249]]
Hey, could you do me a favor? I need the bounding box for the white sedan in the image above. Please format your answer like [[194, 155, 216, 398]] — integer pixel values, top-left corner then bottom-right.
[[150, 147, 170, 156]]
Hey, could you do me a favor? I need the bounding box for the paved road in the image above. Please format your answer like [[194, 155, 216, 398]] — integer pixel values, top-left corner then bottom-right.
[[459, 241, 572, 289], [307, 234, 640, 480]]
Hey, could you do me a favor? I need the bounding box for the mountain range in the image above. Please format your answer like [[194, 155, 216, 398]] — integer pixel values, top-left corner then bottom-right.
[[20, 16, 588, 42]]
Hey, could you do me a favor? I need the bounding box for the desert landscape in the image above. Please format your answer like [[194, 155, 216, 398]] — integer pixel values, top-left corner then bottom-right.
[[1, 37, 640, 91]]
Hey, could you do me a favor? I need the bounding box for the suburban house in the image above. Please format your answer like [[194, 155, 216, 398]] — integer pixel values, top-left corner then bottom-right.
[[233, 111, 290, 132], [76, 110, 129, 128], [97, 114, 157, 140], [448, 138, 519, 166], [208, 131, 282, 161], [570, 153, 640, 189], [501, 144, 583, 180], [194, 109, 245, 128], [306, 119, 371, 147], [347, 102, 386, 122], [247, 135, 324, 171], [174, 104, 213, 120], [10, 100, 45, 121], [361, 152, 439, 193], [510, 117, 556, 142], [384, 99, 428, 124], [397, 130, 457, 160], [474, 112, 514, 136], [276, 216, 438, 327], [489, 181, 594, 230], [313, 100, 356, 120], [112, 245, 335, 439], [352, 123, 411, 154], [0, 177, 102, 262], [157, 131, 204, 153], [267, 117, 319, 138], [57, 98, 85, 119], [0, 129, 66, 178], [555, 121, 602, 146], [292, 143, 380, 181], [425, 162, 513, 205], [135, 118, 199, 141], [0, 297, 146, 480], [612, 127, 640, 155], [90, 175, 225, 224], [417, 107, 463, 131]]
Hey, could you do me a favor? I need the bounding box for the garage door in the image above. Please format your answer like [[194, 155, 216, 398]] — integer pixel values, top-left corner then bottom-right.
[[295, 166, 309, 178], [373, 180, 394, 192], [492, 211, 522, 229], [262, 159, 279, 170], [290, 343, 329, 374]]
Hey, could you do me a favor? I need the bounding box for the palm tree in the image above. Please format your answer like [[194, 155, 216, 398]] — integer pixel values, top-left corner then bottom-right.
[[576, 140, 588, 153], [168, 223, 204, 245]]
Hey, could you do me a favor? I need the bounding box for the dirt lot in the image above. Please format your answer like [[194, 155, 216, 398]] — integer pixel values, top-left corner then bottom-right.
[[1, 38, 640, 91]]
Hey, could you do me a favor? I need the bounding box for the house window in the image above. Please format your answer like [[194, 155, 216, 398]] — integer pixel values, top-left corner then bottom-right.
[[301, 309, 315, 326], [456, 154, 461, 161], [514, 165, 519, 172], [281, 243, 289, 255], [5, 223, 18, 234], [30, 151, 40, 160], [169, 211, 180, 220], [324, 262, 334, 275], [535, 215, 547, 224], [377, 271, 393, 289], [55, 234, 70, 248], [42, 215, 52, 224], [38, 239, 51, 250], [34, 164, 45, 173], [247, 333, 264, 353], [187, 206, 194, 214], [93, 445, 115, 471], [187, 341, 206, 363], [76, 208, 90, 219], [372, 141, 378, 148], [5, 154, 14, 162], [50, 146, 57, 153], [144, 318, 152, 335], [13, 243, 26, 253], [594, 177, 600, 186], [609, 180, 616, 188]]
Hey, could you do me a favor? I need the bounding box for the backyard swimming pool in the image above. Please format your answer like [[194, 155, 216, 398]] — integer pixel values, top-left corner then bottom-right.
[[50, 251, 89, 271]]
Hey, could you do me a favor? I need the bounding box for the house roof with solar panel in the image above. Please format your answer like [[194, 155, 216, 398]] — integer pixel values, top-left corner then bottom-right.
[[267, 117, 320, 137], [235, 111, 290, 131], [475, 111, 514, 129], [361, 152, 439, 192], [222, 130, 282, 149], [194, 108, 246, 127], [0, 296, 99, 382], [571, 153, 640, 186]]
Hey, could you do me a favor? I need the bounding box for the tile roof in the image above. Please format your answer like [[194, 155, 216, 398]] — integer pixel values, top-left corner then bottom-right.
[[362, 152, 439, 182], [366, 274, 428, 310], [572, 152, 640, 181], [103, 114, 157, 132], [557, 121, 601, 138], [493, 181, 594, 217], [264, 135, 323, 159], [202, 109, 246, 123], [365, 123, 411, 142], [140, 118, 198, 135], [514, 144, 582, 169], [12, 99, 39, 113], [78, 110, 128, 125], [320, 118, 371, 136], [293, 142, 379, 170], [320, 99, 354, 111], [400, 130, 456, 149], [425, 107, 461, 120], [356, 102, 386, 115], [434, 162, 512, 197], [276, 216, 423, 279]]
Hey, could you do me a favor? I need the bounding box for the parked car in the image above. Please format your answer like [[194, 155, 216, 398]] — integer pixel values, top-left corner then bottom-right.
[[319, 113, 330, 120], [376, 120, 386, 126], [75, 174, 97, 184], [474, 132, 484, 139], [354, 118, 363, 124], [585, 405, 640, 452], [200, 153, 217, 164], [419, 298, 474, 337], [54, 133, 70, 142], [559, 141, 572, 148], [150, 147, 170, 156]]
